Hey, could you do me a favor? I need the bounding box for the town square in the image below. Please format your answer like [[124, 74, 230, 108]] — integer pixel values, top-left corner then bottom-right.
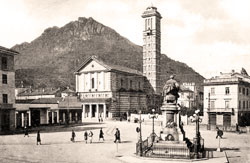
[[1, 0, 250, 162]]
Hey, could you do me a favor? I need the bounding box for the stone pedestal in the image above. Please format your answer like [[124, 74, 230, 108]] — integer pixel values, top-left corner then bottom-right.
[[160, 102, 185, 142], [150, 102, 189, 158]]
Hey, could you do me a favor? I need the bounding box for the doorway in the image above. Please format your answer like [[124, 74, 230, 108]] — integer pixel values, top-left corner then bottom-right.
[[31, 110, 40, 127]]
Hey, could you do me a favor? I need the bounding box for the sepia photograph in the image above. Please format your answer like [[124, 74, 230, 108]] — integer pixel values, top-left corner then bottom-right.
[[0, 0, 250, 162]]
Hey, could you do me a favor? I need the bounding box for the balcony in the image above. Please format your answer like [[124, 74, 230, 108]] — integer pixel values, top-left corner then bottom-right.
[[0, 103, 13, 109], [207, 107, 233, 113]]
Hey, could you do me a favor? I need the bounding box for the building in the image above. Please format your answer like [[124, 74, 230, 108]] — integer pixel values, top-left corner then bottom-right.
[[15, 88, 63, 127], [180, 82, 204, 109], [75, 6, 163, 120], [75, 56, 148, 120], [0, 46, 19, 131], [203, 71, 250, 130], [142, 6, 162, 95], [178, 86, 195, 108]]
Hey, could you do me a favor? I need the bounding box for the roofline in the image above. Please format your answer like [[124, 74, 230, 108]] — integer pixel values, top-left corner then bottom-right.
[[0, 46, 19, 55]]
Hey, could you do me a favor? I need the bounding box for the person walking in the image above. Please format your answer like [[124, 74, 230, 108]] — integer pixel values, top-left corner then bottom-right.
[[99, 128, 104, 141], [216, 127, 223, 139], [89, 131, 93, 143], [114, 128, 121, 143], [37, 130, 41, 145], [84, 131, 88, 143], [71, 130, 76, 142], [24, 126, 29, 137]]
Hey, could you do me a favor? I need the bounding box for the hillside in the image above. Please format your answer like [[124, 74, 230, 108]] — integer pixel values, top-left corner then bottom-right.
[[12, 17, 204, 89]]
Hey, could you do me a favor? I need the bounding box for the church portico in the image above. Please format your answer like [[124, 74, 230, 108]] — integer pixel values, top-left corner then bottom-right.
[[82, 99, 109, 121]]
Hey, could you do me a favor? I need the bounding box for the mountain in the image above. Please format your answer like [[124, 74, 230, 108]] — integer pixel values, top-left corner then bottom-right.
[[12, 17, 204, 89]]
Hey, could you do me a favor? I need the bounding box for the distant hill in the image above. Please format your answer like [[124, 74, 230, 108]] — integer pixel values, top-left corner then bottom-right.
[[12, 17, 204, 89]]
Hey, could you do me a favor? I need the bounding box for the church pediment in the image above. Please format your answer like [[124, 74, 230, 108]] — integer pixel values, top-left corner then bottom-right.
[[76, 56, 110, 73]]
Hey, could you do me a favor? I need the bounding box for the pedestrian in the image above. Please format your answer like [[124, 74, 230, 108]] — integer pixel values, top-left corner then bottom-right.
[[236, 123, 240, 134], [216, 127, 223, 139], [84, 131, 88, 143], [99, 128, 104, 141], [100, 117, 103, 122], [24, 126, 29, 137], [98, 117, 100, 123], [89, 130, 93, 143], [37, 130, 41, 145], [71, 130, 76, 142], [114, 128, 121, 143]]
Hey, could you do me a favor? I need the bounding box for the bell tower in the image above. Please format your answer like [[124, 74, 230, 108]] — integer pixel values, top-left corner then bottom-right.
[[142, 6, 162, 94]]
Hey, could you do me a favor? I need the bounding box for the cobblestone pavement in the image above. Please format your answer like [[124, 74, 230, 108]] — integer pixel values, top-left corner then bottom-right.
[[0, 121, 249, 163]]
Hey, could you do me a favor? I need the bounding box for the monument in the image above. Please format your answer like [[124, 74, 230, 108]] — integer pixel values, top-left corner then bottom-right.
[[150, 75, 191, 158]]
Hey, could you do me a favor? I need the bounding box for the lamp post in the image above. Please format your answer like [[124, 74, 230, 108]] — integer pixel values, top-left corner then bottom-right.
[[149, 109, 158, 142], [192, 109, 202, 159], [139, 110, 143, 156]]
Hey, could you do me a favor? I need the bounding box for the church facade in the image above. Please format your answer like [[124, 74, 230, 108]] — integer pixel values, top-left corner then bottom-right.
[[75, 6, 163, 120], [75, 56, 148, 119]]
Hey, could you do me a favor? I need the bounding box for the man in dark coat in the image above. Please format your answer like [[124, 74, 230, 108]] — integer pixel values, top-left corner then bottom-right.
[[71, 130, 76, 142], [84, 131, 88, 143], [99, 128, 104, 141], [37, 130, 41, 145], [114, 128, 121, 143], [216, 127, 223, 139]]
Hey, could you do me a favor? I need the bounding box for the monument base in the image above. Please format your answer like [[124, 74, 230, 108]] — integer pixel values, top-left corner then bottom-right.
[[150, 141, 190, 159]]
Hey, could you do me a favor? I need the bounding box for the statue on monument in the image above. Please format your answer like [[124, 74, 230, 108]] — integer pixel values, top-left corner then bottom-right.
[[162, 75, 180, 104]]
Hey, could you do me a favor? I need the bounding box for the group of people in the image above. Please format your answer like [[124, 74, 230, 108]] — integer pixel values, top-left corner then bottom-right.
[[23, 126, 121, 145], [23, 127, 41, 145], [71, 128, 105, 143], [71, 128, 121, 144]]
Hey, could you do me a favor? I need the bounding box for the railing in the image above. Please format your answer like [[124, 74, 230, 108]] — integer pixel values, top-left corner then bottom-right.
[[208, 108, 233, 113]]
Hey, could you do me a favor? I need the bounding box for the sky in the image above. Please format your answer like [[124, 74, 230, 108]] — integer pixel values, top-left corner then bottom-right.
[[1, 0, 250, 78]]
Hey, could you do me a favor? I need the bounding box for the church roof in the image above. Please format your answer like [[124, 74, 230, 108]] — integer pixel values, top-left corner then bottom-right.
[[75, 56, 143, 76]]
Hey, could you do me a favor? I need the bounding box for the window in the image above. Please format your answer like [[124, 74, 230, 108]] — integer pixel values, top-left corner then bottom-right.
[[239, 87, 241, 94], [91, 78, 94, 89], [210, 101, 215, 109], [3, 94, 8, 103], [239, 101, 241, 109], [1, 57, 7, 69], [225, 87, 230, 95], [211, 88, 215, 95], [243, 101, 245, 109], [2, 74, 7, 84], [130, 80, 133, 89], [243, 88, 245, 95], [247, 89, 249, 96], [225, 101, 230, 108]]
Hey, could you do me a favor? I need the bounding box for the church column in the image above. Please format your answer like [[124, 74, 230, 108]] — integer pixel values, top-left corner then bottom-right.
[[28, 110, 31, 126], [82, 105, 85, 121], [52, 111, 54, 124], [69, 112, 72, 122], [89, 104, 92, 118], [21, 113, 24, 127]]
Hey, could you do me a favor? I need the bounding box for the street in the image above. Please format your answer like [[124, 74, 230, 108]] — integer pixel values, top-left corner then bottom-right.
[[0, 121, 249, 163]]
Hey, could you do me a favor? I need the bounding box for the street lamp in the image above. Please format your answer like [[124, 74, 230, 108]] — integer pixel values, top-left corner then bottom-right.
[[139, 110, 143, 156], [149, 109, 158, 143], [191, 109, 202, 159]]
